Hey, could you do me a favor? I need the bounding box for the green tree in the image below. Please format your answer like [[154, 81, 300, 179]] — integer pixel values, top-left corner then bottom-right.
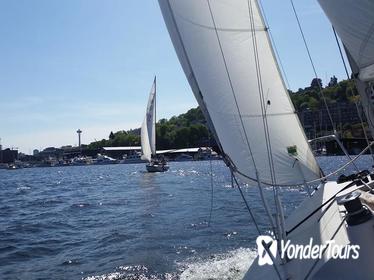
[[310, 78, 322, 89]]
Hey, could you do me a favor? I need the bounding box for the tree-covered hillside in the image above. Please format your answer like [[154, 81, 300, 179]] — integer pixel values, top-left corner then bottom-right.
[[87, 107, 212, 150], [290, 77, 358, 112], [87, 77, 368, 150]]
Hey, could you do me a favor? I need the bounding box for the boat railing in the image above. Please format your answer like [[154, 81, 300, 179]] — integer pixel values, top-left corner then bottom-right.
[[306, 141, 374, 185]]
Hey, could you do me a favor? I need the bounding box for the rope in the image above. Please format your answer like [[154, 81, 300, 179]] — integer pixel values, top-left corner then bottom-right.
[[232, 173, 262, 235], [206, 0, 280, 234], [233, 141, 374, 188], [233, 172, 286, 278], [289, 0, 337, 135], [246, 0, 277, 188], [208, 142, 214, 226], [246, 1, 282, 239], [332, 27, 350, 79], [246, 0, 283, 239], [303, 216, 347, 280], [206, 0, 258, 175], [286, 179, 361, 236]]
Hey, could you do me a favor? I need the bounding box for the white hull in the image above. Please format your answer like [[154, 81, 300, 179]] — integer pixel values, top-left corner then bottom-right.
[[244, 178, 374, 280]]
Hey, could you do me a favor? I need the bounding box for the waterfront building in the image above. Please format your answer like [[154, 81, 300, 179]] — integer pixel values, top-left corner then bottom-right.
[[0, 148, 18, 164]]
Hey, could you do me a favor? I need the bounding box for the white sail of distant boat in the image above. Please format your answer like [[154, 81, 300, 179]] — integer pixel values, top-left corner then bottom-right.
[[141, 77, 156, 162], [159, 1, 374, 279], [141, 77, 169, 172]]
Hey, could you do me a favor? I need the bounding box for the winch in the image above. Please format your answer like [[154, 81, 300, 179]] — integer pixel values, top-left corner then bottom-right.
[[337, 191, 372, 226]]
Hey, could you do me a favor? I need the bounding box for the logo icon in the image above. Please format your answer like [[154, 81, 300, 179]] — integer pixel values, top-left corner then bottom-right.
[[256, 235, 277, 266], [256, 236, 360, 265]]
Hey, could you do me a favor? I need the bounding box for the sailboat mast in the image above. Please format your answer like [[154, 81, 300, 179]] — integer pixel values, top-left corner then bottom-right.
[[154, 76, 157, 158]]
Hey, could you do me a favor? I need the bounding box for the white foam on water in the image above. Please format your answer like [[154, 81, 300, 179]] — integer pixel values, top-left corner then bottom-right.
[[82, 248, 257, 280], [83, 265, 177, 280], [16, 186, 31, 190], [83, 272, 123, 280], [178, 247, 257, 280]]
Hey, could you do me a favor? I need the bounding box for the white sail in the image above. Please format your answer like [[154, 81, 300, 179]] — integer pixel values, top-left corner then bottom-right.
[[141, 78, 156, 162], [317, 0, 374, 137], [318, 0, 374, 82], [158, 0, 321, 186]]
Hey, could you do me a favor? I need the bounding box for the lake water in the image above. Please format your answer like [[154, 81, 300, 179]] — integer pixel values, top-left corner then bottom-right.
[[0, 156, 371, 279]]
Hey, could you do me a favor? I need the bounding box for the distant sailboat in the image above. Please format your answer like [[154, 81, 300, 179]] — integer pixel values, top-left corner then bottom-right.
[[159, 0, 374, 279], [141, 77, 169, 172]]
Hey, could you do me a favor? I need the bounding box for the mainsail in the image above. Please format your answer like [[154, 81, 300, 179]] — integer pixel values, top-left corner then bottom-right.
[[158, 0, 321, 186], [141, 77, 157, 162], [317, 0, 374, 136], [317, 0, 374, 81]]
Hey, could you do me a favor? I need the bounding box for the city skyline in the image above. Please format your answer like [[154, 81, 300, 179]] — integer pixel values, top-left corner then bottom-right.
[[1, 0, 350, 153]]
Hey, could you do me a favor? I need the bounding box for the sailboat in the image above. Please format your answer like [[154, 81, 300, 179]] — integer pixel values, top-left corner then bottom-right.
[[141, 77, 169, 173], [158, 1, 374, 279]]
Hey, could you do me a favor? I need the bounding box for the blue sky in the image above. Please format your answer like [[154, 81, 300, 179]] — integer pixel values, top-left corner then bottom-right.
[[0, 0, 348, 153]]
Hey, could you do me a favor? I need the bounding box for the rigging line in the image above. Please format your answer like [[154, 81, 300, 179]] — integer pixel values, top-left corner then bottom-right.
[[247, 0, 277, 188], [232, 173, 262, 235], [306, 141, 374, 185], [257, 0, 291, 90], [205, 0, 277, 236], [289, 0, 336, 135], [303, 216, 347, 280], [256, 0, 312, 180], [235, 168, 307, 187], [246, 0, 280, 237], [256, 0, 319, 195], [352, 94, 374, 161], [233, 172, 284, 276], [234, 170, 283, 280], [154, 76, 157, 158], [247, 0, 278, 197], [332, 26, 374, 161], [165, 0, 226, 160], [207, 158, 214, 226], [344, 47, 374, 133], [208, 138, 214, 226], [247, 0, 282, 238], [362, 98, 374, 138], [205, 1, 258, 175], [332, 27, 350, 79], [358, 22, 374, 66], [365, 110, 374, 144], [286, 179, 360, 236]]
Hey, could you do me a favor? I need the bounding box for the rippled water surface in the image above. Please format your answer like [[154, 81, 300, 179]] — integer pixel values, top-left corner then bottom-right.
[[0, 156, 371, 279]]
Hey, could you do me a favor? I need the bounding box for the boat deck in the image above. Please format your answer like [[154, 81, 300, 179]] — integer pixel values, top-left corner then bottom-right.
[[244, 174, 374, 280]]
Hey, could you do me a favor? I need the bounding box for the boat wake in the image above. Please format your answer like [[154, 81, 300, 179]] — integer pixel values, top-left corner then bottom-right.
[[83, 248, 256, 280], [83, 265, 177, 280], [178, 248, 256, 280]]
